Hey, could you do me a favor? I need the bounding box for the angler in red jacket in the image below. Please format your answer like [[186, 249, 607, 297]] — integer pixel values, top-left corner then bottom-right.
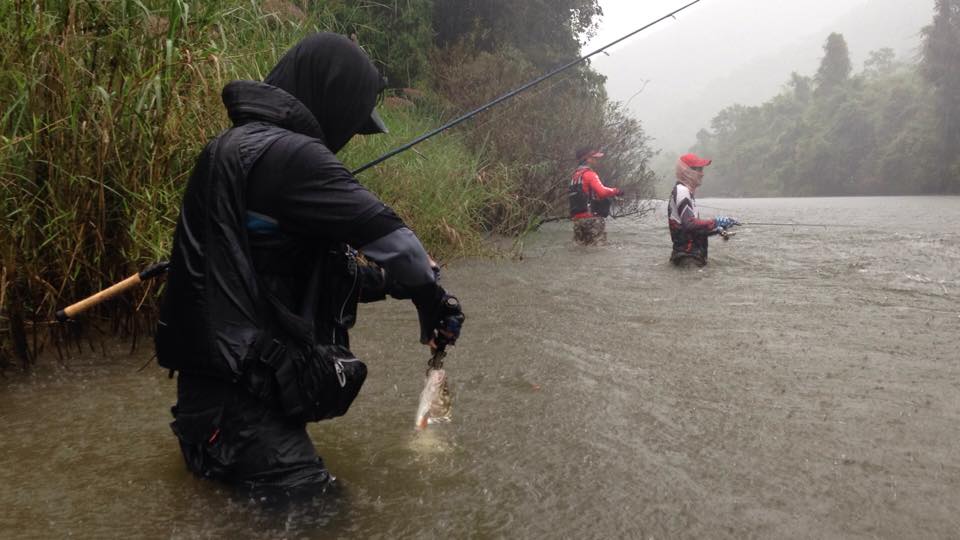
[[667, 153, 739, 266], [569, 147, 624, 245]]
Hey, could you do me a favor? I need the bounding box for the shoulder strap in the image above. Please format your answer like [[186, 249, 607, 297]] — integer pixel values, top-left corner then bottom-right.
[[573, 167, 596, 200], [218, 123, 317, 347], [572, 167, 590, 186]]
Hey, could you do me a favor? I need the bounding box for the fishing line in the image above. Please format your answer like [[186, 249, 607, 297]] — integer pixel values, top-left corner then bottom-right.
[[742, 222, 864, 228], [559, 208, 869, 230], [644, 199, 864, 227], [351, 0, 705, 175], [697, 204, 737, 211]]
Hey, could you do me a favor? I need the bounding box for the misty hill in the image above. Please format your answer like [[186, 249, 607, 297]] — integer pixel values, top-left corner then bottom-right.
[[593, 0, 932, 153]]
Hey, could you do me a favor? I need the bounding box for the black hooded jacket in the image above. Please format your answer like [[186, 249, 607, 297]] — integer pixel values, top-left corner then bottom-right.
[[264, 32, 384, 153], [157, 33, 437, 380]]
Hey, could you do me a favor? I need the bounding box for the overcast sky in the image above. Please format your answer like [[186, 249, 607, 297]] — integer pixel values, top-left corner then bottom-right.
[[585, 0, 932, 152], [585, 0, 867, 54]]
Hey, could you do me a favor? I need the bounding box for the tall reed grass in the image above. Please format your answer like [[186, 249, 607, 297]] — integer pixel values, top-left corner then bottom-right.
[[0, 1, 505, 368]]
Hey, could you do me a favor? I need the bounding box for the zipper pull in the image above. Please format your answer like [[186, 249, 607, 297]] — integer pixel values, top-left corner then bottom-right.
[[335, 360, 346, 387]]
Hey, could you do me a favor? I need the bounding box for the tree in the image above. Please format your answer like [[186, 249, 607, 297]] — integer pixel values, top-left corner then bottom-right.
[[863, 48, 896, 76], [788, 72, 812, 102], [920, 0, 960, 192], [429, 0, 656, 226], [815, 32, 852, 94], [693, 41, 943, 196], [326, 1, 433, 88], [433, 0, 602, 67]]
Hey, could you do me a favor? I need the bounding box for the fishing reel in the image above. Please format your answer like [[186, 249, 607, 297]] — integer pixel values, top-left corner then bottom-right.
[[435, 295, 463, 348], [717, 221, 741, 241], [429, 295, 463, 369]]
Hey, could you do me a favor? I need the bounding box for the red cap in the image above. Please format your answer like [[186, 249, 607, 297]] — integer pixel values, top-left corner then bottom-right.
[[680, 153, 712, 168]]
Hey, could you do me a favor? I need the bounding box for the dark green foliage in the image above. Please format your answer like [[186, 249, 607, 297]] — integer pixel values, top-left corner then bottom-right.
[[1, 0, 656, 367], [692, 16, 956, 196], [0, 0, 481, 365], [433, 0, 602, 66], [322, 0, 434, 88], [430, 1, 654, 226], [921, 0, 960, 190]]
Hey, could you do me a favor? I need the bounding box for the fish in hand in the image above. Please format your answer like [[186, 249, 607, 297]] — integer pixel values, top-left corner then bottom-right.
[[415, 350, 452, 429]]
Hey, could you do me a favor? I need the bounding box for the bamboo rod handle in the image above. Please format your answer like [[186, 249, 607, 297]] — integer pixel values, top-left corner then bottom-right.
[[56, 274, 143, 322], [54, 262, 169, 322]]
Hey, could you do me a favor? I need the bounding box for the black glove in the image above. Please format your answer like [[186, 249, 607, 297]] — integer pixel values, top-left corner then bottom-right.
[[436, 294, 464, 348], [411, 284, 465, 346], [714, 216, 740, 229]]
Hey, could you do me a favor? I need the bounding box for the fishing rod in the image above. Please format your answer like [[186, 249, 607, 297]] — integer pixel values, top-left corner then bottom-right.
[[351, 0, 704, 175], [55, 2, 705, 320]]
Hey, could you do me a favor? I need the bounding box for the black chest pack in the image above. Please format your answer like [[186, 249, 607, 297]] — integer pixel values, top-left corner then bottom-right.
[[241, 245, 367, 424], [568, 168, 591, 216], [568, 168, 611, 218], [242, 303, 367, 423]]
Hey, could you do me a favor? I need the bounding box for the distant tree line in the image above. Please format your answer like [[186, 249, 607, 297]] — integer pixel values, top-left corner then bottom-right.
[[691, 0, 960, 196]]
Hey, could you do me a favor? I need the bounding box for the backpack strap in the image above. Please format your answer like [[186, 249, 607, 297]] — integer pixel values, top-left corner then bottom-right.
[[571, 167, 594, 199]]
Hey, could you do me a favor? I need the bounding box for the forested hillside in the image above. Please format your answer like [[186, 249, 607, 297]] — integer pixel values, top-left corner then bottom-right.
[[691, 1, 960, 197], [0, 0, 656, 367]]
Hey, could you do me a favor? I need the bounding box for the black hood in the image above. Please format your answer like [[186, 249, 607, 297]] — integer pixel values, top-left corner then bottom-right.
[[222, 81, 325, 140], [263, 32, 385, 154]]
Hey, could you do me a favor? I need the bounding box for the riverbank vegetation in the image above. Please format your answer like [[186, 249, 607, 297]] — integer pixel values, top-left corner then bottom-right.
[[692, 1, 960, 197], [0, 0, 656, 369]]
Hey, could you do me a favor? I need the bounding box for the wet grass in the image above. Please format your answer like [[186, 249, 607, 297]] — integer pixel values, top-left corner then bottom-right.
[[342, 100, 524, 260], [0, 1, 512, 367]]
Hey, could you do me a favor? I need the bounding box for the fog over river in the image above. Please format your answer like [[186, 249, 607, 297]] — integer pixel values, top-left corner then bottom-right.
[[2, 196, 958, 538]]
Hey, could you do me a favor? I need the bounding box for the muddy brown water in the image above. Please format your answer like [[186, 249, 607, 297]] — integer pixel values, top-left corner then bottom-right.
[[2, 196, 959, 538]]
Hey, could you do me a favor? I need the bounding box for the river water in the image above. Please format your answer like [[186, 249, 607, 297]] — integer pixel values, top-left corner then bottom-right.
[[2, 197, 959, 538]]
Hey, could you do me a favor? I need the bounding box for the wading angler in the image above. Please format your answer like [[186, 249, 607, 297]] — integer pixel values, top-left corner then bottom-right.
[[569, 147, 625, 245], [155, 33, 465, 493], [667, 153, 739, 267]]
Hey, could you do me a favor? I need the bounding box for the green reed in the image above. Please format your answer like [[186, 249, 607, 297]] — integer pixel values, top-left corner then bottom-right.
[[0, 1, 509, 367]]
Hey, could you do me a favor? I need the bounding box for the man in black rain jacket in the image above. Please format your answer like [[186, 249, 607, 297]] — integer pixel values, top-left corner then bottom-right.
[[155, 33, 464, 492]]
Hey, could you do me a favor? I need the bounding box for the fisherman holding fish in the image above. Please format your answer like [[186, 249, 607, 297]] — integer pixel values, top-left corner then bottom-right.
[[569, 146, 625, 245], [155, 33, 464, 493], [667, 153, 739, 267]]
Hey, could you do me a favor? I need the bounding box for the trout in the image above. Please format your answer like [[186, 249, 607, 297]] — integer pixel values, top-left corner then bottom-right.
[[415, 349, 452, 429]]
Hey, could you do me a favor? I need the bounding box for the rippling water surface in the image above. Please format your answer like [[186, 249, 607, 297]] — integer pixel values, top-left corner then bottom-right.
[[2, 197, 959, 538]]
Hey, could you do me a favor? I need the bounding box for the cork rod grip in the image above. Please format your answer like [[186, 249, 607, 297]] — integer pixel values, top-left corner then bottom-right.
[[55, 273, 143, 322]]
